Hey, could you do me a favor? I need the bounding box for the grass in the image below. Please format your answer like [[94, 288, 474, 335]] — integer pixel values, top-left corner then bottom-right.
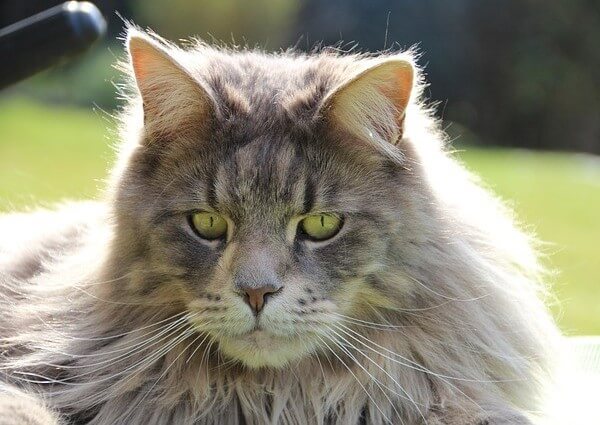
[[0, 99, 114, 208], [1, 98, 599, 334], [457, 149, 600, 335]]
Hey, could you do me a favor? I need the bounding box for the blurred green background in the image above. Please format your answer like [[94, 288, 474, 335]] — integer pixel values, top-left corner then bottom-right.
[[0, 0, 598, 334]]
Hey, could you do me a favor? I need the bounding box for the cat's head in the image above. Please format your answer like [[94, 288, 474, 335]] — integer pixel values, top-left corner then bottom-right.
[[111, 29, 424, 368]]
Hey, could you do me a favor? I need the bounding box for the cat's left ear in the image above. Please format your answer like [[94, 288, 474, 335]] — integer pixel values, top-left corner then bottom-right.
[[321, 57, 414, 152], [127, 30, 214, 137]]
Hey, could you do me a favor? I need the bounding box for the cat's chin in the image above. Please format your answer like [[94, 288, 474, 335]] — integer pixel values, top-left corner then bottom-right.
[[217, 330, 317, 369]]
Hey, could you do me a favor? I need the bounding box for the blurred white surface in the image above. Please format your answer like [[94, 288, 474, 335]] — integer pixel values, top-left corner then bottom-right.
[[541, 336, 600, 424]]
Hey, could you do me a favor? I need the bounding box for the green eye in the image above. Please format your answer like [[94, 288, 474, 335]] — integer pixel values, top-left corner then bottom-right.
[[299, 213, 343, 241], [190, 212, 228, 240]]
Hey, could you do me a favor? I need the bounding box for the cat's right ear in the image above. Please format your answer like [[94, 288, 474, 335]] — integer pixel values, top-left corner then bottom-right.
[[319, 57, 415, 162], [127, 30, 213, 137]]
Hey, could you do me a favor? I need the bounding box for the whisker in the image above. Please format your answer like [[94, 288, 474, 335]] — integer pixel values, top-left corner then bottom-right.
[[39, 310, 188, 343], [338, 322, 513, 384], [334, 322, 486, 415], [201, 337, 218, 380], [26, 312, 195, 362], [11, 316, 195, 387], [69, 322, 198, 409], [313, 331, 394, 425], [322, 327, 406, 424], [299, 335, 327, 382], [8, 312, 198, 410], [71, 285, 160, 306], [326, 313, 413, 330], [117, 326, 199, 422], [328, 323, 427, 422], [1, 313, 192, 378], [185, 328, 213, 364], [65, 314, 196, 371], [403, 273, 490, 303], [211, 357, 237, 373]]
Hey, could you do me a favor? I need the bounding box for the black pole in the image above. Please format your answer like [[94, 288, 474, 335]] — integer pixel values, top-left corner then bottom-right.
[[0, 1, 106, 89]]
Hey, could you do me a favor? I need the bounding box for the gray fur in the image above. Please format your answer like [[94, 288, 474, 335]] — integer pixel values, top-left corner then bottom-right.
[[0, 29, 559, 424]]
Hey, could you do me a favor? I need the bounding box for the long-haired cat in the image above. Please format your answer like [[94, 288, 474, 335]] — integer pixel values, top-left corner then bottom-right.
[[0, 28, 560, 424]]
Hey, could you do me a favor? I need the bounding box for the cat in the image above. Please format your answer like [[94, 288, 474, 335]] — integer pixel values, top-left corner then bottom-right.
[[0, 27, 560, 424]]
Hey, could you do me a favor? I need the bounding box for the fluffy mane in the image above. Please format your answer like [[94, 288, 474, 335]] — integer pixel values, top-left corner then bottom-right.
[[0, 29, 559, 425]]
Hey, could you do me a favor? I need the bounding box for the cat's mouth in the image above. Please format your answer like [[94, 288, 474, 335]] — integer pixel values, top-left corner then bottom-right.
[[242, 328, 276, 344], [239, 323, 285, 341], [215, 326, 320, 369], [248, 323, 267, 333]]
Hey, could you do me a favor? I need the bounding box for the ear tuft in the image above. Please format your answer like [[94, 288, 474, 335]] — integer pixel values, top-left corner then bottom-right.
[[323, 58, 415, 152], [127, 31, 164, 84]]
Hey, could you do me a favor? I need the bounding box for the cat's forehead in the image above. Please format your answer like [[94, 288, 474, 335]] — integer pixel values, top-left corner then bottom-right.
[[204, 139, 392, 233], [211, 135, 329, 220]]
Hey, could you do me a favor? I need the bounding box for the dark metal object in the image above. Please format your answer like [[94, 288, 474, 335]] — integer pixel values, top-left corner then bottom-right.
[[0, 1, 106, 89]]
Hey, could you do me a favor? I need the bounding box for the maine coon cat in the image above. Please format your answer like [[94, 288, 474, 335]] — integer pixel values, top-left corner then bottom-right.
[[0, 28, 560, 424]]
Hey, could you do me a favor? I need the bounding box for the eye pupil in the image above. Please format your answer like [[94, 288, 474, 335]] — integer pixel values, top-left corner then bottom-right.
[[299, 213, 342, 242], [190, 212, 227, 241]]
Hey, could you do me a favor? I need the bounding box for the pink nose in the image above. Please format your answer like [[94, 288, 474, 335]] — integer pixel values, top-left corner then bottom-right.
[[241, 285, 281, 314]]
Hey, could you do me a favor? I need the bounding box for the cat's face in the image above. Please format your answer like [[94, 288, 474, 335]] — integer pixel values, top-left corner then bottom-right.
[[114, 31, 415, 368]]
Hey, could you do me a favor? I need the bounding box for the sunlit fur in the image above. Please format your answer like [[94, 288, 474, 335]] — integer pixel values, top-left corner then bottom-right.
[[0, 28, 560, 424]]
